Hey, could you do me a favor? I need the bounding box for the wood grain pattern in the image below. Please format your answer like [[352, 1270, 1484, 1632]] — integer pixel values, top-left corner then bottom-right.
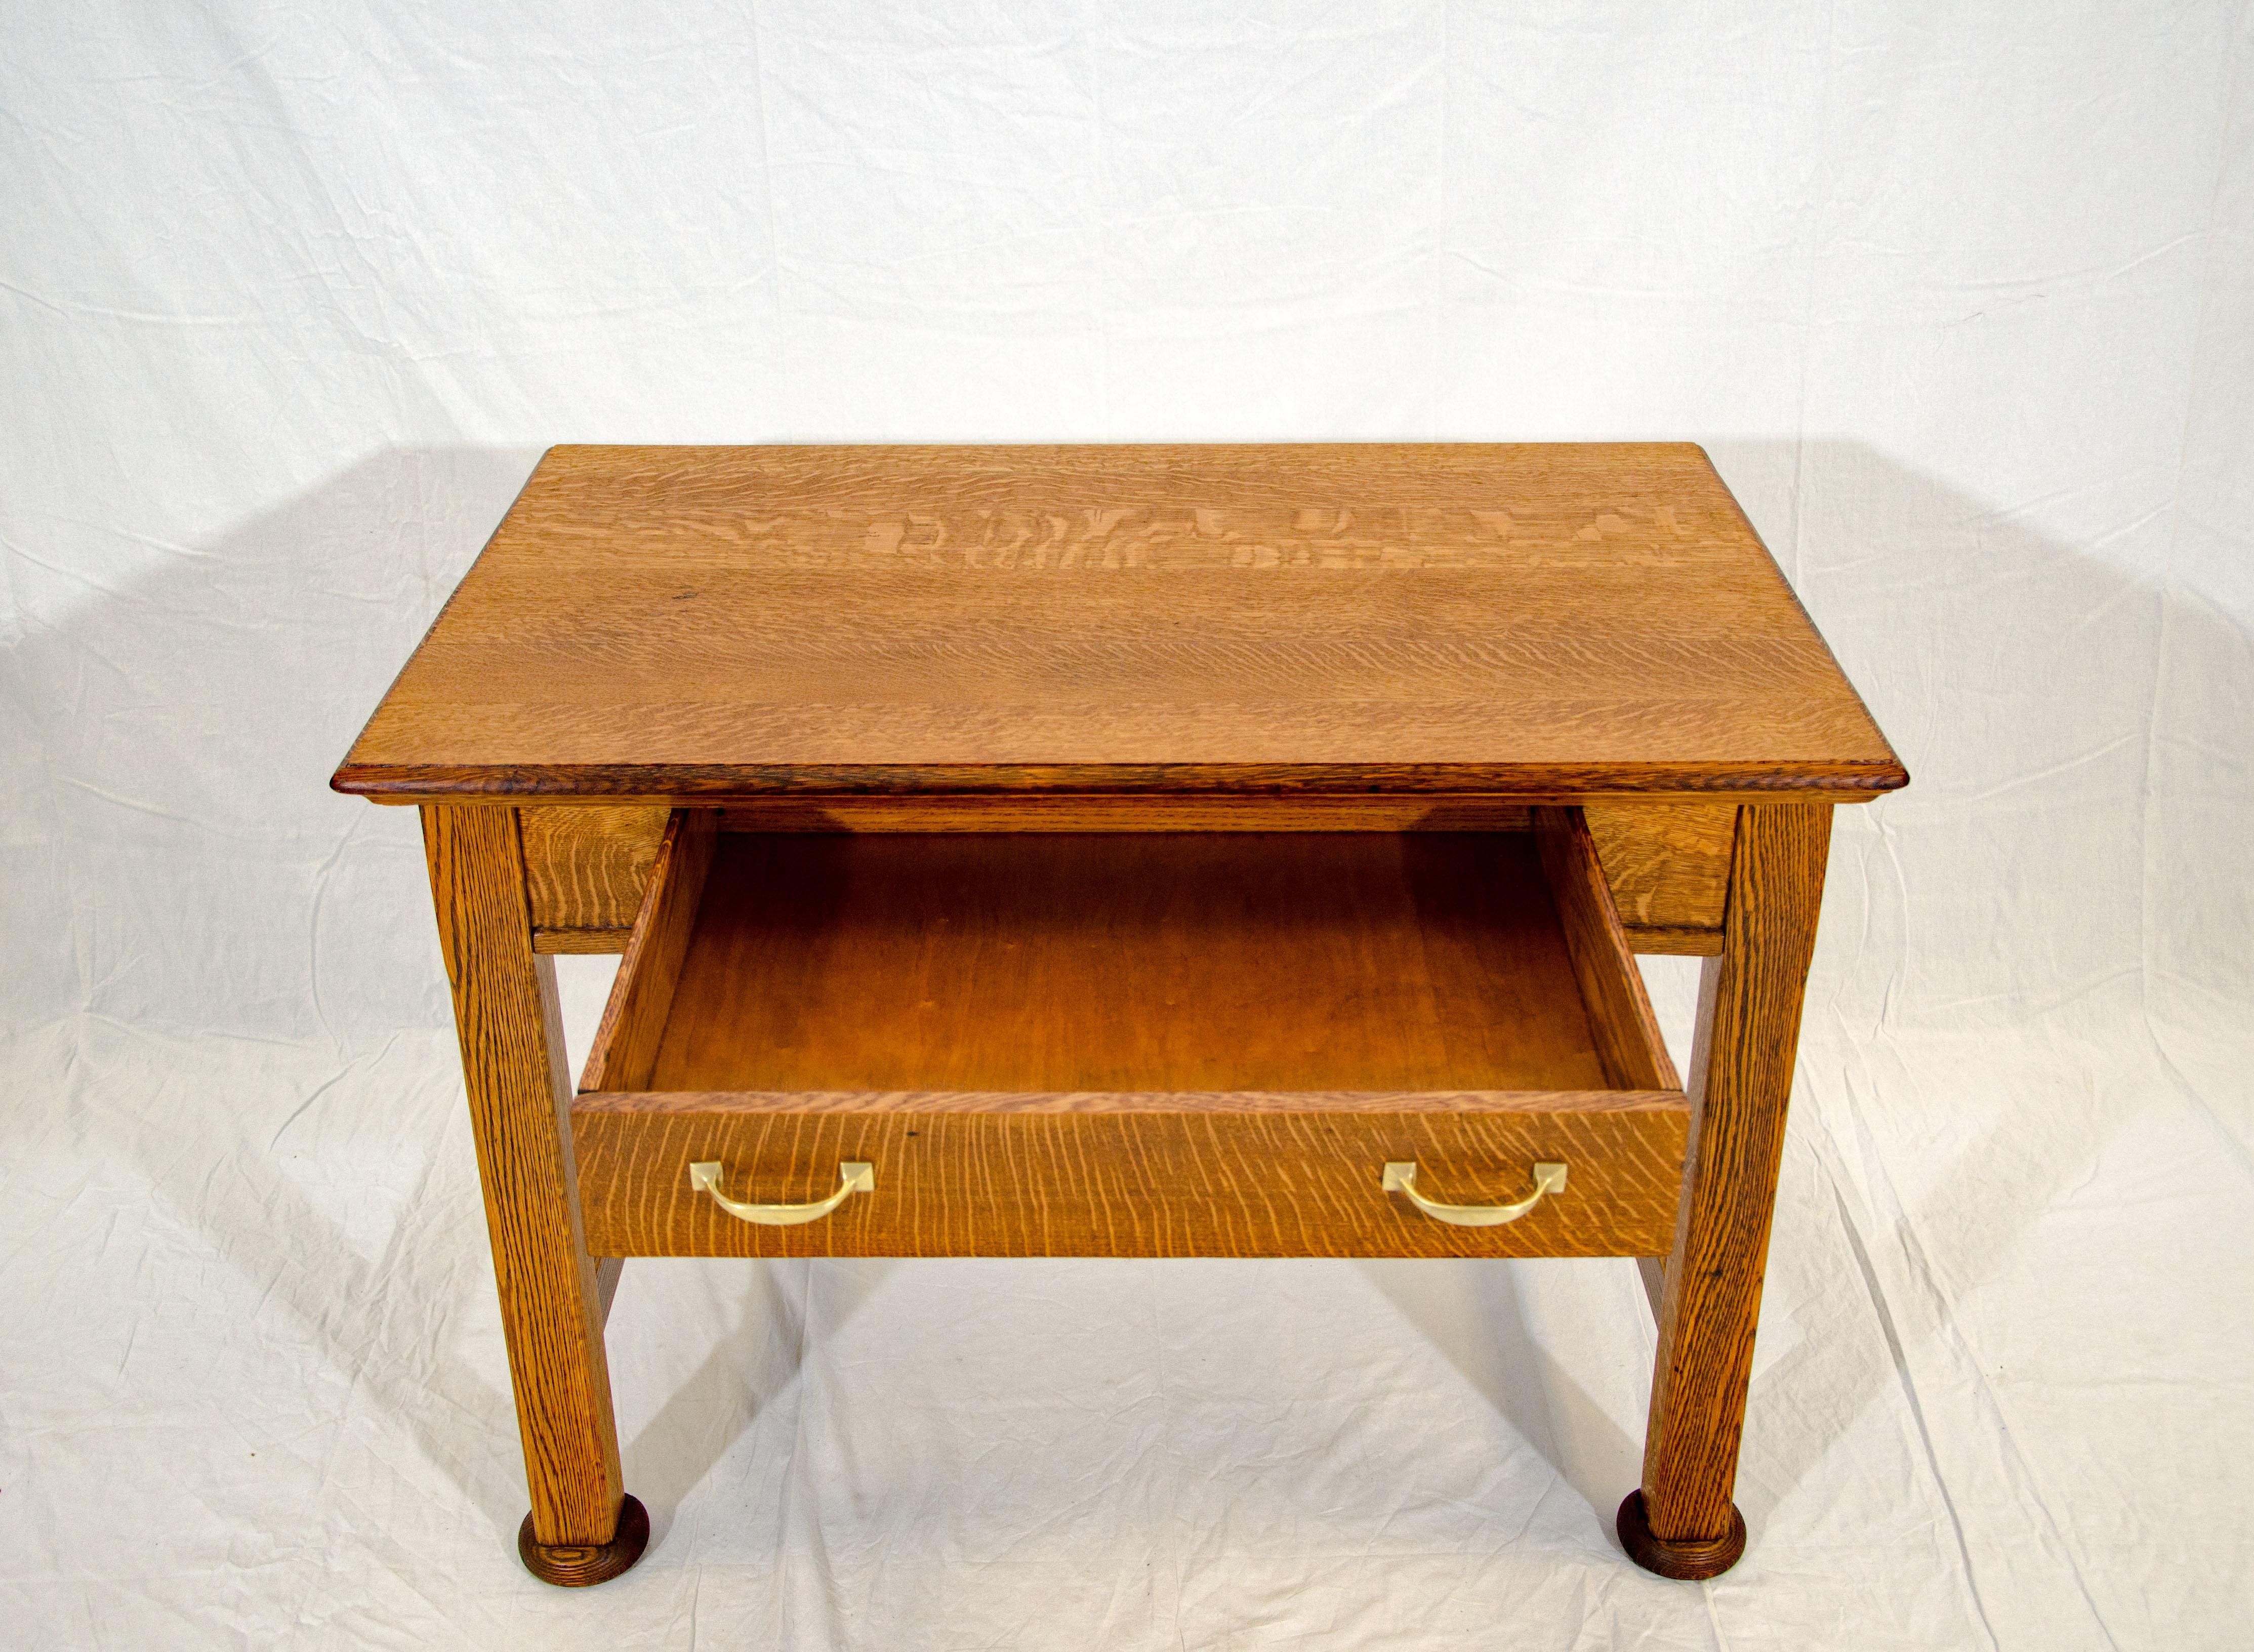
[[573, 1089, 1688, 1258], [713, 796, 1540, 833], [638, 832, 1627, 1095], [331, 445, 1906, 802], [579, 808, 715, 1095], [522, 804, 671, 936], [507, 796, 1739, 962], [1637, 1255, 1668, 1323], [1533, 806, 1682, 1092], [534, 926, 635, 955], [1585, 802, 1735, 938], [420, 804, 627, 1550], [1616, 1489, 1743, 1582], [1622, 924, 1726, 957], [1640, 802, 1833, 1552], [519, 1495, 648, 1589]]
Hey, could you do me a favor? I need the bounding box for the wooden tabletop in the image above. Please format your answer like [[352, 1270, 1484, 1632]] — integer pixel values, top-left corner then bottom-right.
[[332, 444, 1904, 802]]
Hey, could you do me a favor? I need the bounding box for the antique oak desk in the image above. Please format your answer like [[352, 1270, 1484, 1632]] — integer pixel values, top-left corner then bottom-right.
[[331, 444, 1905, 1587]]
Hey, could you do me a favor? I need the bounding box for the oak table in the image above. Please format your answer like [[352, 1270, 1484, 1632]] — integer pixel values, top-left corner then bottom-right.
[[331, 444, 1905, 1586]]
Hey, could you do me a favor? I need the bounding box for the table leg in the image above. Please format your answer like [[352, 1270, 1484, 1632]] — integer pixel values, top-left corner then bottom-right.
[[1621, 803, 1832, 1579], [423, 804, 647, 1587]]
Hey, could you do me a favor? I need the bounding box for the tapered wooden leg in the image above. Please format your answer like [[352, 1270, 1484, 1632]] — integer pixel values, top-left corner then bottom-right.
[[1624, 803, 1832, 1580], [423, 804, 646, 1587]]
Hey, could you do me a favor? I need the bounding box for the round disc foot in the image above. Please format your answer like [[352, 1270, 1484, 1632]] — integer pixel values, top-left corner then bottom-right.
[[518, 1494, 650, 1587], [1616, 1490, 1746, 1580]]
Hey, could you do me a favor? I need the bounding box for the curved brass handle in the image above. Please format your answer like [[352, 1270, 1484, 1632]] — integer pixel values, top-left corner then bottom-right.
[[688, 1160, 874, 1226], [1382, 1160, 1566, 1227]]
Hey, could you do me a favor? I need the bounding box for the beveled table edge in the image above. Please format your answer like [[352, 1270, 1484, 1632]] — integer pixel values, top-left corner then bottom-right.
[[331, 759, 1910, 803]]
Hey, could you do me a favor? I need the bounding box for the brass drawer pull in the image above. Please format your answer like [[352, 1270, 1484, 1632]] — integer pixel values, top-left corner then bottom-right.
[[1382, 1160, 1566, 1227], [687, 1160, 874, 1226]]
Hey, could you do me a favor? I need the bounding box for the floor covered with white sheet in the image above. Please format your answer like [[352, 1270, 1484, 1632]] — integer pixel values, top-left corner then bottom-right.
[[7, 3, 2252, 1644]]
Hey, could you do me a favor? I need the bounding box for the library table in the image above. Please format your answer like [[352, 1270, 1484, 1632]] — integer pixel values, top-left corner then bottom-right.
[[331, 443, 1906, 1586]]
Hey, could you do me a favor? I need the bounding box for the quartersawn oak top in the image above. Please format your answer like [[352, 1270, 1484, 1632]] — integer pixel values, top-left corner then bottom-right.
[[332, 443, 1905, 802]]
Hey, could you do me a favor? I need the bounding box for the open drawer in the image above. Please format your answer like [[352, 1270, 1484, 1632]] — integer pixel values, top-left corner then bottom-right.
[[571, 809, 1688, 1259]]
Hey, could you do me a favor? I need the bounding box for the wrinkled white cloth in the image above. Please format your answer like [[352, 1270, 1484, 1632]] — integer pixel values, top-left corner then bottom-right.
[[5, 4, 2251, 1646]]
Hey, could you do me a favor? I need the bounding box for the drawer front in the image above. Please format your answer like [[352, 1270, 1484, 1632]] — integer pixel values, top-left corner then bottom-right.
[[574, 1090, 1687, 1259]]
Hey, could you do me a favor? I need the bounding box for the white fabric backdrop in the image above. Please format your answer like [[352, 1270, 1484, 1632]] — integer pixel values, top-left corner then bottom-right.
[[6, 4, 2251, 1645]]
